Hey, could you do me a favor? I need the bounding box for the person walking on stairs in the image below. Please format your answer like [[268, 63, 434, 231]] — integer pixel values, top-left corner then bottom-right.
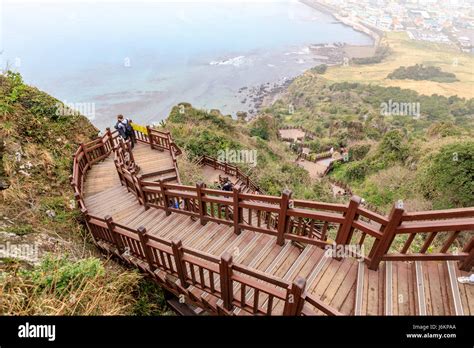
[[115, 114, 136, 149]]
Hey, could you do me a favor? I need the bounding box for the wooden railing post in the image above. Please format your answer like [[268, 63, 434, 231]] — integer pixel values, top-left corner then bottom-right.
[[219, 252, 234, 311], [105, 215, 124, 254], [276, 189, 292, 246], [105, 127, 114, 152], [159, 180, 171, 216], [335, 195, 361, 246], [146, 126, 153, 149], [233, 186, 242, 235], [134, 174, 146, 207], [137, 226, 156, 272], [171, 239, 188, 288], [80, 144, 91, 166], [73, 190, 81, 202], [368, 202, 404, 270], [165, 131, 171, 151], [459, 237, 474, 271], [80, 206, 92, 231], [196, 182, 207, 225], [283, 276, 306, 316]]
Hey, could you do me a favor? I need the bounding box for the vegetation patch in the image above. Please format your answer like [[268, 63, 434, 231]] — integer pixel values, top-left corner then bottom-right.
[[0, 255, 173, 315], [387, 64, 458, 83]]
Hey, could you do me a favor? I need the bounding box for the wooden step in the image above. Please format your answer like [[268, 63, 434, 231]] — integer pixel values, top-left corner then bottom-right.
[[200, 236, 275, 305], [233, 242, 294, 315], [446, 261, 464, 315], [385, 261, 393, 315], [144, 172, 177, 183], [454, 265, 474, 315], [283, 246, 314, 281], [354, 261, 383, 316], [322, 258, 358, 314], [414, 261, 427, 315], [141, 167, 176, 177], [391, 261, 416, 315], [306, 251, 332, 288], [264, 246, 315, 313], [354, 260, 365, 315]]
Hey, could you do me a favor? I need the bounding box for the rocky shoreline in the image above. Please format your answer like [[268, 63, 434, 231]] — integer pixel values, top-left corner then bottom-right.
[[236, 77, 294, 118]]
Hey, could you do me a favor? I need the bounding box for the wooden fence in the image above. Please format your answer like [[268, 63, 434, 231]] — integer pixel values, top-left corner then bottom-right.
[[83, 212, 338, 315], [297, 151, 333, 163], [72, 125, 474, 315], [198, 155, 262, 193]]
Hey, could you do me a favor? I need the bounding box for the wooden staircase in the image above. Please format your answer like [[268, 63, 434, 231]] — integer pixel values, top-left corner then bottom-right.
[[71, 128, 474, 316]]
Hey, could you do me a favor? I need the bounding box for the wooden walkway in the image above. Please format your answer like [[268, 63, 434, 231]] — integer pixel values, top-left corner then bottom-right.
[[82, 142, 473, 316]]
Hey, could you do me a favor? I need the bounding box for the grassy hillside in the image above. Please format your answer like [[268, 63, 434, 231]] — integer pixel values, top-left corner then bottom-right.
[[0, 72, 172, 315], [161, 103, 337, 202], [322, 32, 474, 99]]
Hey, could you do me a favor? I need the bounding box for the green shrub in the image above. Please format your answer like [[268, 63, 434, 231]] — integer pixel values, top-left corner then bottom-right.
[[417, 141, 474, 208], [250, 126, 269, 140], [345, 161, 369, 181], [312, 64, 328, 74], [183, 129, 240, 159], [26, 255, 104, 295], [349, 144, 371, 161], [5, 224, 34, 236], [376, 129, 409, 162], [352, 45, 390, 65], [387, 64, 458, 83], [427, 122, 462, 138]]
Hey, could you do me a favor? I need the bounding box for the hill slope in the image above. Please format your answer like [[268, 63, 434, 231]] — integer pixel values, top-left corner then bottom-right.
[[0, 72, 172, 315]]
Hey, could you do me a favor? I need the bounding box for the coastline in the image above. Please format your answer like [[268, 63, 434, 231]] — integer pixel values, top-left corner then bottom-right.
[[299, 0, 382, 46], [245, 0, 380, 116]]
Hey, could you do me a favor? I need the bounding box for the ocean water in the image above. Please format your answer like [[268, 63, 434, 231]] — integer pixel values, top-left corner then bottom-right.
[[1, 0, 372, 129]]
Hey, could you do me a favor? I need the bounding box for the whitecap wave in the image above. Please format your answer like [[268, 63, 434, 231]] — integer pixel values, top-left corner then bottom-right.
[[210, 55, 246, 67]]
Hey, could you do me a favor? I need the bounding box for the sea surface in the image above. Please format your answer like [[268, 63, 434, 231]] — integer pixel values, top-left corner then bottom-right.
[[1, 0, 372, 129]]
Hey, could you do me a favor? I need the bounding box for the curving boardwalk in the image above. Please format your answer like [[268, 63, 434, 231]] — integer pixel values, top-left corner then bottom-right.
[[75, 131, 474, 316]]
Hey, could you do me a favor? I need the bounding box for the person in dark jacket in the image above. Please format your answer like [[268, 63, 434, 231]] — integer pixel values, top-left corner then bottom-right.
[[115, 114, 136, 148], [222, 180, 233, 192]]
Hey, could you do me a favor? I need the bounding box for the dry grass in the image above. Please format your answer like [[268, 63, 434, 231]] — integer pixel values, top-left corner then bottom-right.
[[0, 257, 142, 315], [177, 151, 206, 185]]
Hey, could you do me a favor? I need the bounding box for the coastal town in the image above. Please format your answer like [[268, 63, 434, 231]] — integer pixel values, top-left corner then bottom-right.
[[236, 0, 473, 120], [312, 0, 474, 52]]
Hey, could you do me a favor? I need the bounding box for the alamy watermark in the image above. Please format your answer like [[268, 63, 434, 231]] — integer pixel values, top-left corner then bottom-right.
[[380, 99, 420, 118], [217, 148, 257, 167], [0, 241, 40, 261], [55, 100, 96, 120], [324, 244, 365, 260], [18, 322, 55, 342]]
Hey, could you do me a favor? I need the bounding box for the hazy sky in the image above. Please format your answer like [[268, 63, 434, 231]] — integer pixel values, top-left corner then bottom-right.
[[5, 0, 294, 3]]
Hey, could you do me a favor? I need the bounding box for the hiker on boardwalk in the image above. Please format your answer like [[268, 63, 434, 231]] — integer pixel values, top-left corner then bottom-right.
[[115, 114, 136, 149], [222, 180, 233, 192]]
